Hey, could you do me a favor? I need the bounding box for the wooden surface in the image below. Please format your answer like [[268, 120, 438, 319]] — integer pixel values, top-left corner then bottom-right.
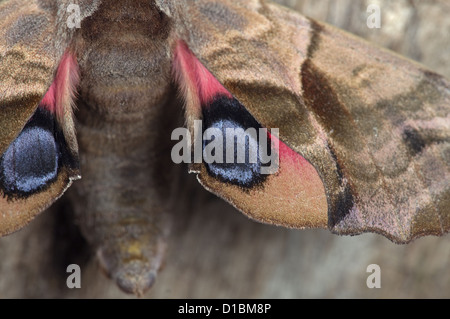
[[0, 0, 449, 298]]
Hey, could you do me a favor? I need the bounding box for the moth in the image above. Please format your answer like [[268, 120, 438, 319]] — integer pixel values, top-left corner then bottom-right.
[[0, 0, 449, 296]]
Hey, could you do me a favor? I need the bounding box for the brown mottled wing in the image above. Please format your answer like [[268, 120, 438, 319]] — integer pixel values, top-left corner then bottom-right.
[[1, 0, 58, 154], [171, 0, 449, 243], [0, 0, 97, 236]]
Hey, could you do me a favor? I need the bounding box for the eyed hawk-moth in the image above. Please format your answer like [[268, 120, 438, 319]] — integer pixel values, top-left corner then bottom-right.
[[0, 0, 448, 295]]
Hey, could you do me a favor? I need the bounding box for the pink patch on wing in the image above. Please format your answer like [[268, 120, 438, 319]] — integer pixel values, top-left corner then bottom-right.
[[268, 131, 313, 180], [40, 51, 79, 118], [279, 139, 309, 167], [173, 40, 312, 177], [173, 40, 321, 196], [173, 40, 232, 106]]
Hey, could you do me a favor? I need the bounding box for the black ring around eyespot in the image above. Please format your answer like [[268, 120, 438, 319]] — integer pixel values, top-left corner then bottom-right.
[[0, 107, 76, 198], [1, 126, 58, 194], [201, 95, 271, 188]]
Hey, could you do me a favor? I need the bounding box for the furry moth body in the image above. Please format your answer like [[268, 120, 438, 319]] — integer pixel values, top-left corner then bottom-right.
[[0, 0, 449, 295]]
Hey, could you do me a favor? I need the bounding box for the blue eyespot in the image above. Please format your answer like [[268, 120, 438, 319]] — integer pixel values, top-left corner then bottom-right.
[[203, 118, 261, 185], [1, 126, 58, 193], [202, 95, 270, 188]]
